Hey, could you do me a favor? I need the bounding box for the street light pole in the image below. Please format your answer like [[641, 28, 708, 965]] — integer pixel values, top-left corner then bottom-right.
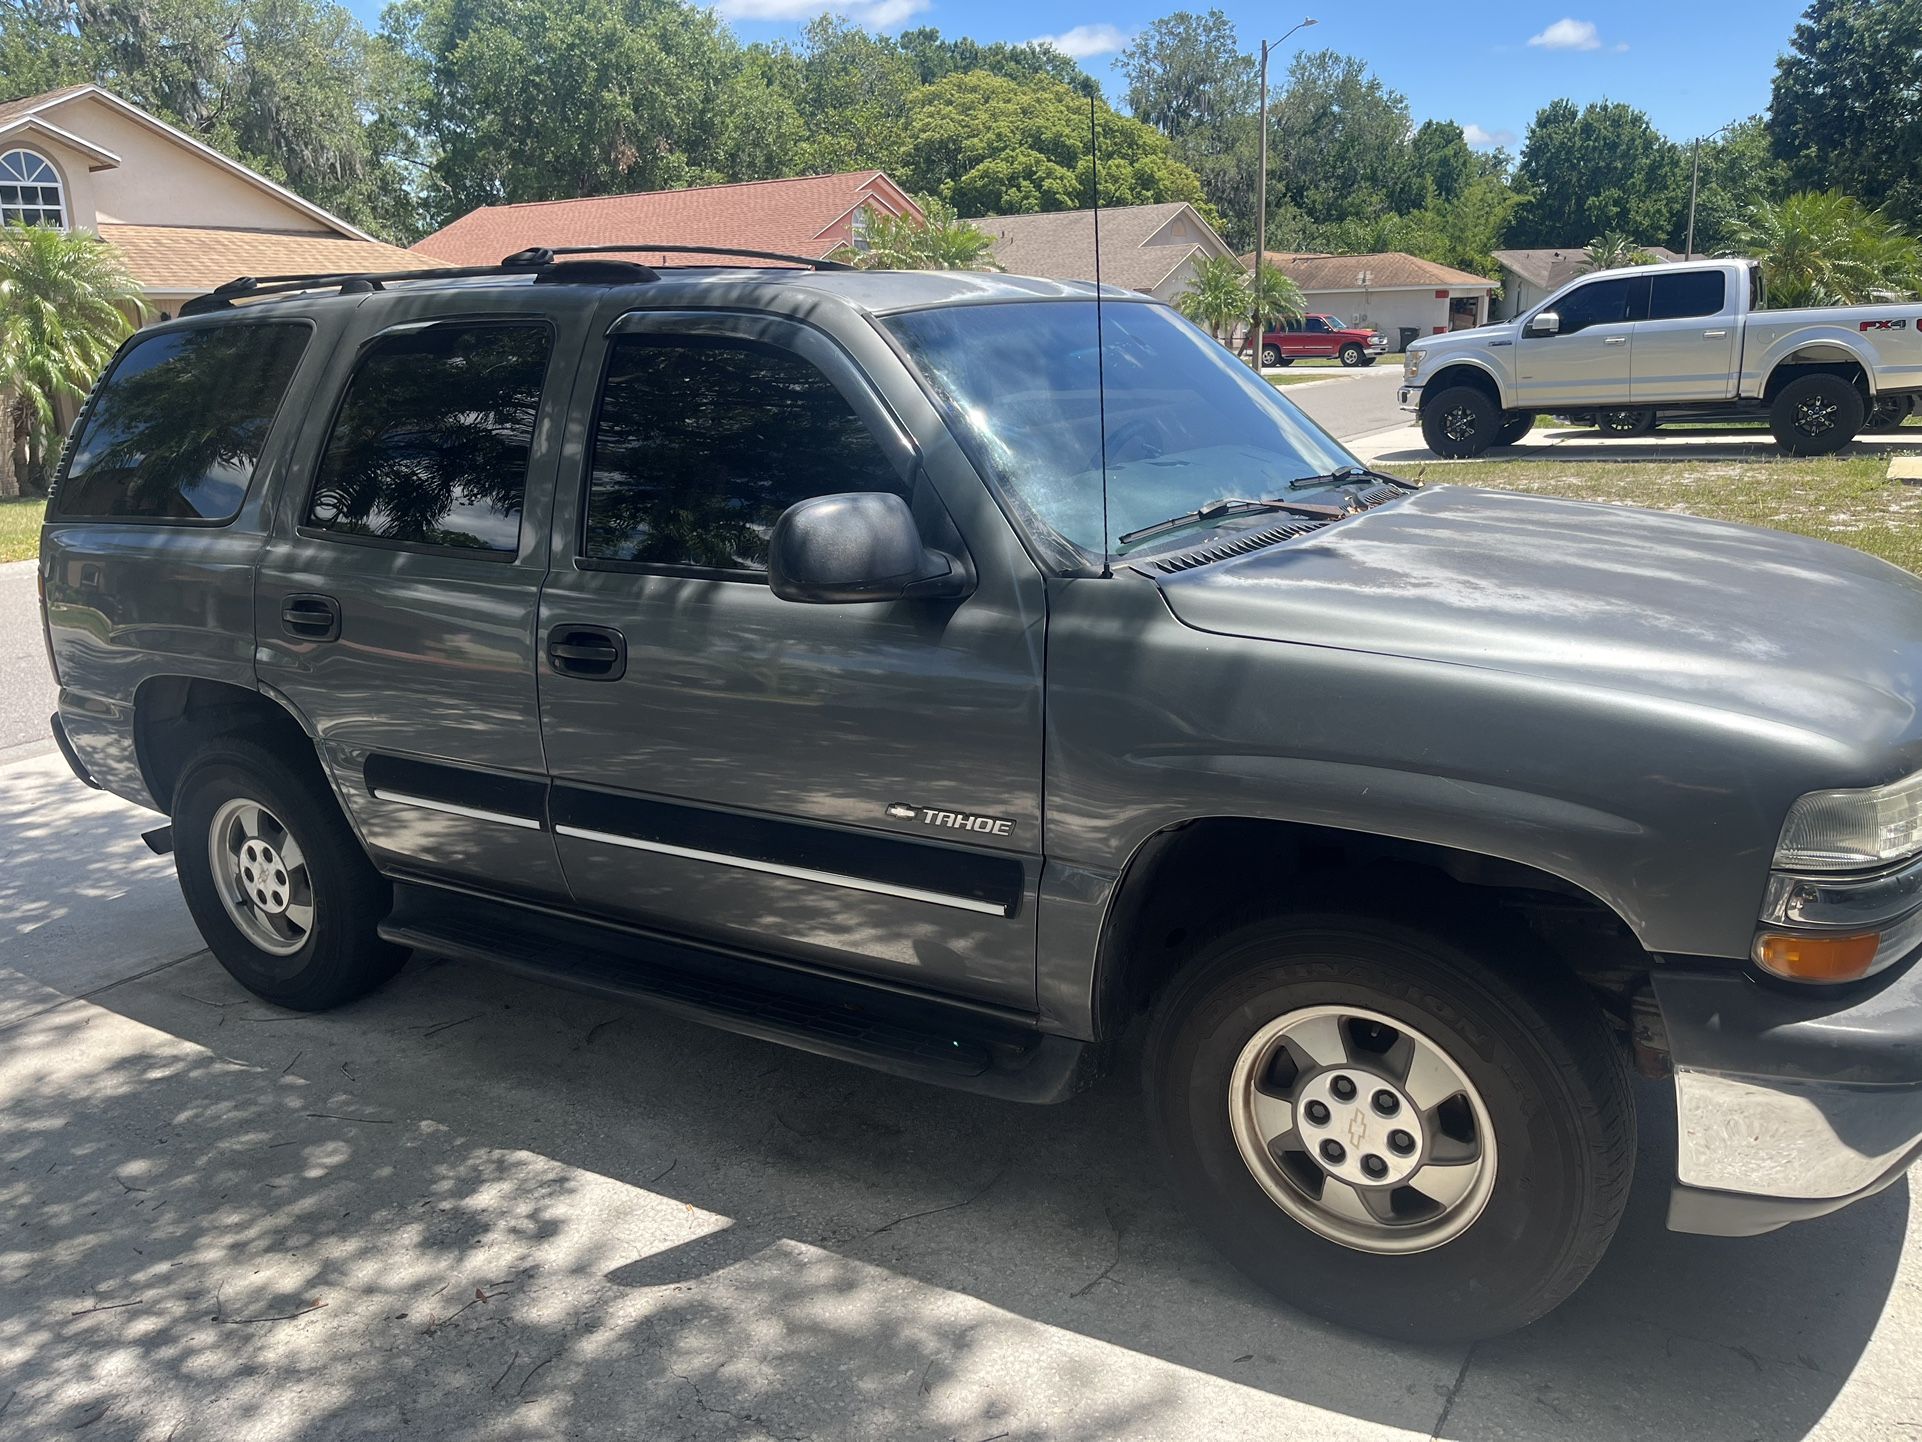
[[1685, 120, 1736, 260], [1250, 16, 1316, 369]]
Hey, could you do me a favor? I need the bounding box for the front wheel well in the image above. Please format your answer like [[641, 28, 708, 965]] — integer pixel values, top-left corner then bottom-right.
[[1094, 817, 1653, 1042], [1420, 365, 1502, 410], [133, 677, 318, 815]]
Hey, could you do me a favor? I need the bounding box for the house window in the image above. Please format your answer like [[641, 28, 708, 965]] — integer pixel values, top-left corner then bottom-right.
[[0, 149, 64, 229]]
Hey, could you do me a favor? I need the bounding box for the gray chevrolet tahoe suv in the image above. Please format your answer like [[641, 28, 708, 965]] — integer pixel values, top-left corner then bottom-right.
[[37, 247, 1922, 1342]]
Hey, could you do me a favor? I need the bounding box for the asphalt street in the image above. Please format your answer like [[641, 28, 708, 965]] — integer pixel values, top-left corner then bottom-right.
[[1275, 362, 1408, 442], [0, 559, 53, 761], [2, 747, 1920, 1441]]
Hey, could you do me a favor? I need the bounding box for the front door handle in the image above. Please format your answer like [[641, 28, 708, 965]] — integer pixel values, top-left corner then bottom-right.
[[281, 593, 340, 642], [547, 625, 627, 681], [1704, 329, 1729, 338], [1603, 336, 1627, 345]]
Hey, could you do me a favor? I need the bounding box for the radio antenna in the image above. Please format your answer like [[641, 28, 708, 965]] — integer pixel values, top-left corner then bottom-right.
[[1090, 93, 1112, 579]]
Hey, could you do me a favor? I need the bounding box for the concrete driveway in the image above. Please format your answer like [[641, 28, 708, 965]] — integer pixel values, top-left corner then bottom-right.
[[3, 749, 1921, 1441], [0, 558, 53, 762]]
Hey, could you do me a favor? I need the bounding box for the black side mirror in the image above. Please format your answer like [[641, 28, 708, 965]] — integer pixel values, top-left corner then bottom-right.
[[768, 492, 973, 605], [1526, 311, 1561, 337]]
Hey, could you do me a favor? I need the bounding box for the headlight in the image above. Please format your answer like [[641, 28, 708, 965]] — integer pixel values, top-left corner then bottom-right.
[[1404, 350, 1425, 379], [1775, 770, 1922, 870]]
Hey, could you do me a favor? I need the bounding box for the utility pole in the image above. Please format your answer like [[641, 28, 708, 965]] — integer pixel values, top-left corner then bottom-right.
[[1250, 17, 1317, 369], [1685, 120, 1737, 260]]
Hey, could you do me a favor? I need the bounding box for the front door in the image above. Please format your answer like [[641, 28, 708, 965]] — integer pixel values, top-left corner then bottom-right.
[[255, 294, 581, 902], [536, 308, 1047, 1009], [1514, 276, 1635, 409], [1632, 268, 1739, 403]]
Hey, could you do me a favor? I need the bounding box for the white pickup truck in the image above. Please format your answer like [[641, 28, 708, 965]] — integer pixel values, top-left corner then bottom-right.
[[1399, 257, 1922, 456]]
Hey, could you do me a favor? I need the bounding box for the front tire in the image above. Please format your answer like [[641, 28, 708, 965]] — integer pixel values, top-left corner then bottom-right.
[[174, 735, 406, 1010], [1420, 385, 1498, 458], [1770, 374, 1864, 456], [1339, 344, 1365, 367], [1144, 907, 1634, 1341], [1261, 345, 1285, 368], [1866, 394, 1914, 431], [1596, 408, 1655, 437]]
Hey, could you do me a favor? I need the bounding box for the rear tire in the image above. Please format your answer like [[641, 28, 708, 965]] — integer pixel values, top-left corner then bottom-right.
[[1420, 384, 1499, 458], [173, 735, 406, 1011], [1495, 411, 1534, 446], [1770, 374, 1864, 456], [1339, 344, 1365, 367], [1144, 905, 1634, 1341]]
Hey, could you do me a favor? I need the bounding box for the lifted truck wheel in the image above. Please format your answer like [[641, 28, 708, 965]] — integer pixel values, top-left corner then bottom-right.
[[1770, 373, 1864, 456], [1144, 907, 1634, 1341], [173, 735, 406, 1010], [1420, 385, 1498, 458], [1866, 394, 1915, 432], [1495, 411, 1534, 446]]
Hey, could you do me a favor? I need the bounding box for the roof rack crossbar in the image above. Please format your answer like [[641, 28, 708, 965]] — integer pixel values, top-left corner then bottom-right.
[[526, 243, 854, 271]]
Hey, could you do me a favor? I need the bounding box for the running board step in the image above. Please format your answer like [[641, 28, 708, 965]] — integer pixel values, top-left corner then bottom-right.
[[378, 883, 1092, 1103]]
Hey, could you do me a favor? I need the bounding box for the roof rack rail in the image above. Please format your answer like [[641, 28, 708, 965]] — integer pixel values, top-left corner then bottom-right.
[[178, 240, 850, 317]]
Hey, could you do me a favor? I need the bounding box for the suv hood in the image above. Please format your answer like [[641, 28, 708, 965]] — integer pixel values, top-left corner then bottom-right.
[[1150, 486, 1922, 743]]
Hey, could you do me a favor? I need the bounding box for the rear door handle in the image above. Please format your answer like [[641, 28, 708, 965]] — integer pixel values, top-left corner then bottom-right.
[[1603, 336, 1627, 345], [281, 593, 340, 642], [1704, 329, 1729, 338], [547, 625, 626, 681]]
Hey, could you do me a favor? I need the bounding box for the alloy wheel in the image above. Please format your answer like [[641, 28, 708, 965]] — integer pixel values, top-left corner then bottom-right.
[[208, 796, 315, 957]]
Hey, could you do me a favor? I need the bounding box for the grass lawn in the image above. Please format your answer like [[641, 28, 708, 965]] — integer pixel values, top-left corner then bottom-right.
[[1438, 455, 1922, 573], [1266, 372, 1340, 388], [0, 496, 44, 563]]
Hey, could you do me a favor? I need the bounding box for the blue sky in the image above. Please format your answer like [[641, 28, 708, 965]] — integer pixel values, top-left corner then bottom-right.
[[345, 1, 1811, 149]]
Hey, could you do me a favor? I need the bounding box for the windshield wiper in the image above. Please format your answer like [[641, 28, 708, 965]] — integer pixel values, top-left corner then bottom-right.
[[1289, 464, 1419, 492], [1116, 496, 1342, 547]]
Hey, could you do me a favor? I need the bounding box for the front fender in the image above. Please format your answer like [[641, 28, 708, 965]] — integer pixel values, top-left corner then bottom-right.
[[1415, 354, 1511, 407]]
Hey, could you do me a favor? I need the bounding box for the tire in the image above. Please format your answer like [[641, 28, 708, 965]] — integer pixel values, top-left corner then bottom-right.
[[1361, 356, 1378, 367], [1420, 384, 1499, 458], [1144, 904, 1634, 1342], [173, 734, 406, 1011], [1866, 394, 1914, 432], [1596, 408, 1655, 437], [1495, 411, 1535, 446], [1261, 346, 1285, 368], [1770, 373, 1865, 456], [1339, 344, 1365, 367]]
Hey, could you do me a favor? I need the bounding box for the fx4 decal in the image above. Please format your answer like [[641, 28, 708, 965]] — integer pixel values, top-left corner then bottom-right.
[[1860, 318, 1910, 331]]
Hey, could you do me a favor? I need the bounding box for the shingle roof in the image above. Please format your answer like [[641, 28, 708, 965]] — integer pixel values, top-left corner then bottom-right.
[[962, 203, 1219, 291], [1492, 246, 1683, 290], [412, 172, 920, 267], [98, 224, 444, 294], [1243, 250, 1495, 291], [0, 84, 94, 127]]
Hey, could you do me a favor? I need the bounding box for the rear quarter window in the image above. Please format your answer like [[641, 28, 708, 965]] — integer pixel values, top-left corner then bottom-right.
[[51, 321, 311, 522]]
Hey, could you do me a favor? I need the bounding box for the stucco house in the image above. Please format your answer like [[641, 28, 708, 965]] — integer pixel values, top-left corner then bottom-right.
[[1245, 250, 1498, 348], [965, 202, 1238, 305], [0, 83, 429, 318], [1490, 246, 1683, 321], [414, 171, 924, 267]]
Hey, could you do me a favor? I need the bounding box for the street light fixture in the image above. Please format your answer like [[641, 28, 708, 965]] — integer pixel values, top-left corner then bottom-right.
[[1685, 119, 1739, 260], [1250, 16, 1317, 368]]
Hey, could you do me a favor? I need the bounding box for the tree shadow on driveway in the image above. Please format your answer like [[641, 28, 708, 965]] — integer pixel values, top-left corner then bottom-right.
[[0, 942, 1906, 1441]]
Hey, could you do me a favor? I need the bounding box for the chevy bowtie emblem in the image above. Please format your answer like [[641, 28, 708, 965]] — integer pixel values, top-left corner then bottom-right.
[[1347, 1111, 1369, 1149], [885, 802, 1016, 837]]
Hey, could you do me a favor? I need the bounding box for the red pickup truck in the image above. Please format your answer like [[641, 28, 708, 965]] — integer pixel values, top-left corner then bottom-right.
[[1259, 314, 1390, 368]]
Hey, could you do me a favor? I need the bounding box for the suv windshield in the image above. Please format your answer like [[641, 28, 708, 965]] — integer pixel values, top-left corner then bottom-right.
[[884, 300, 1360, 565]]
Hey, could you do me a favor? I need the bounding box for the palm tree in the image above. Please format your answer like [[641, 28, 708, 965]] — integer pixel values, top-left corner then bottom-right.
[[1175, 256, 1251, 344], [0, 224, 144, 497], [838, 198, 1003, 272], [1722, 191, 1922, 308], [1583, 232, 1659, 270], [1249, 261, 1306, 339]]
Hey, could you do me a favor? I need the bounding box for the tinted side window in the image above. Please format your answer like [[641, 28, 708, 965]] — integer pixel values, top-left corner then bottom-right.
[[306, 323, 549, 553], [583, 337, 904, 573], [1306, 317, 1328, 333], [1546, 278, 1630, 336], [53, 323, 309, 521], [1647, 269, 1728, 321]]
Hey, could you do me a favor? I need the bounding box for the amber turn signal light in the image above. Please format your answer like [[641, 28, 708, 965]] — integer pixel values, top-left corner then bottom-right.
[[1753, 930, 1882, 983]]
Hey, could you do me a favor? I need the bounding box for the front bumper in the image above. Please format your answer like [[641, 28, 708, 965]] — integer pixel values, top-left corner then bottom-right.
[[1399, 384, 1421, 412], [1656, 946, 1922, 1236]]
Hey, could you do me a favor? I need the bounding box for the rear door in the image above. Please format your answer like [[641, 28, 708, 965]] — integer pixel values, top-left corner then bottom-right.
[[535, 306, 1047, 1010], [1631, 269, 1739, 403], [254, 289, 585, 901], [1514, 276, 1635, 408]]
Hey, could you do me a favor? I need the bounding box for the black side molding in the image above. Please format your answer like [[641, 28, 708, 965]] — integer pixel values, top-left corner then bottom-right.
[[378, 881, 1095, 1104], [49, 713, 100, 789]]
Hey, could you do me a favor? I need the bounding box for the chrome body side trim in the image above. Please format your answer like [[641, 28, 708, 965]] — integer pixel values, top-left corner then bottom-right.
[[552, 822, 1013, 916], [1671, 1066, 1922, 1200]]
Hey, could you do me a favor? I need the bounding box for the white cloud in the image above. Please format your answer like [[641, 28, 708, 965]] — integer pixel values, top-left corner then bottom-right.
[[1527, 17, 1603, 51], [1030, 23, 1131, 59], [715, 0, 928, 27], [1462, 123, 1517, 149]]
